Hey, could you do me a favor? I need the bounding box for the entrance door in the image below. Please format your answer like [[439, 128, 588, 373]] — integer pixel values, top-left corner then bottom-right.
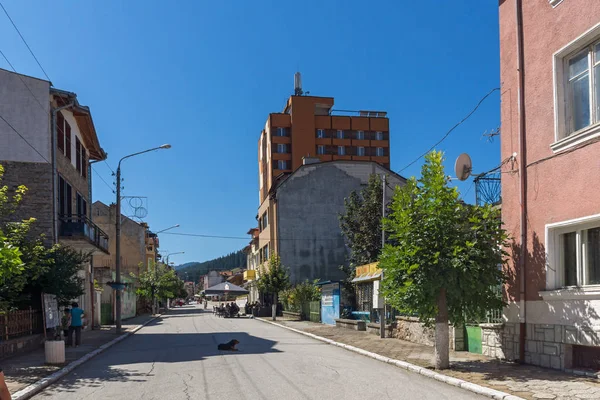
[[320, 282, 340, 325]]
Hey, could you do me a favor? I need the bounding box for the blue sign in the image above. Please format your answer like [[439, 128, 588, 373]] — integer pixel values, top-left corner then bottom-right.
[[320, 282, 340, 325]]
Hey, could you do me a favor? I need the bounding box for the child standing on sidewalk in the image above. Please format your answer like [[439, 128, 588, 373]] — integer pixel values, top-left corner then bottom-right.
[[61, 308, 71, 344]]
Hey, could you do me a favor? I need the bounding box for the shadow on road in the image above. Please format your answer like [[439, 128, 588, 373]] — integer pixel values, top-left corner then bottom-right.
[[35, 320, 281, 397]]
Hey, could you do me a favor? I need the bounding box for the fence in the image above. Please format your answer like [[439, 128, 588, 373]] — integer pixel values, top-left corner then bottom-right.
[[0, 309, 43, 340], [309, 301, 320, 323]]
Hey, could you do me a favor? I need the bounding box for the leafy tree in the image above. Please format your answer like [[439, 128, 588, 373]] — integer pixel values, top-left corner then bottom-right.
[[35, 246, 89, 307], [339, 174, 384, 308], [280, 280, 320, 314], [134, 263, 186, 312], [257, 253, 290, 321], [380, 151, 508, 370]]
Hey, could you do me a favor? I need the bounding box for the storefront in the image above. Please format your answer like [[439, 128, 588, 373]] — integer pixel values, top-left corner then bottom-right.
[[351, 262, 382, 322]]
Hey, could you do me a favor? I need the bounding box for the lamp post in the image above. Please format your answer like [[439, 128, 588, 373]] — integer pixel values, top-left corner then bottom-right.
[[115, 144, 171, 334], [156, 251, 184, 312]]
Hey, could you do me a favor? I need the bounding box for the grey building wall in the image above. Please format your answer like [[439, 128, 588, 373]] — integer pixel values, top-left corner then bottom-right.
[[276, 161, 405, 284]]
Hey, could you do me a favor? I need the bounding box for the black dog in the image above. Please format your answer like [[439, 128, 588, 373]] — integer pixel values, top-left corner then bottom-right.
[[217, 339, 239, 351]]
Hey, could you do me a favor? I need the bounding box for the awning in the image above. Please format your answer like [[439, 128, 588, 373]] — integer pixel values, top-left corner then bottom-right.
[[351, 271, 382, 283], [204, 282, 249, 295]]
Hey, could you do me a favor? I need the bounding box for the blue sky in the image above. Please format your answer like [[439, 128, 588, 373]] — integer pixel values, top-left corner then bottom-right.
[[1, 0, 500, 265]]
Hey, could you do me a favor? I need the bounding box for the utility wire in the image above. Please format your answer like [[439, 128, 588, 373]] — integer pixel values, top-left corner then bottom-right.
[[0, 112, 50, 163], [162, 232, 344, 242], [104, 160, 115, 175], [0, 48, 48, 113], [92, 167, 115, 193], [397, 87, 500, 173], [0, 1, 51, 82]]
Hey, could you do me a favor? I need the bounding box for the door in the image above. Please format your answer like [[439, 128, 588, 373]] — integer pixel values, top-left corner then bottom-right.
[[320, 283, 340, 325]]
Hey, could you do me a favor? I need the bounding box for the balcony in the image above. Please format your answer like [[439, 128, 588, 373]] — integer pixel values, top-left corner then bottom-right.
[[59, 215, 109, 254]]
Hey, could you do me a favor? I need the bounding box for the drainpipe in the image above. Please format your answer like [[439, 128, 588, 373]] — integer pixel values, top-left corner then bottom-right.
[[50, 102, 74, 243], [88, 159, 102, 330], [515, 0, 528, 364]]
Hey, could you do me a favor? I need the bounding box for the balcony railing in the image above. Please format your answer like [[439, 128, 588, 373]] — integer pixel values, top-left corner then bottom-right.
[[59, 215, 110, 253]]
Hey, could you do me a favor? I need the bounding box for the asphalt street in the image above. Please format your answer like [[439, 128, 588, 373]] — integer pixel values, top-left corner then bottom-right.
[[33, 306, 483, 399]]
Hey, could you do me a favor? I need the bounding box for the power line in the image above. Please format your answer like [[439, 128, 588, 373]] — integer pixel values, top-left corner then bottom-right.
[[397, 87, 500, 174], [92, 167, 115, 193], [0, 48, 48, 113], [104, 160, 115, 175], [162, 232, 344, 242], [0, 112, 50, 163], [0, 1, 51, 82]]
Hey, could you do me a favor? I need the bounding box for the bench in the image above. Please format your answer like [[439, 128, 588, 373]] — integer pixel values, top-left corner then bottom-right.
[[335, 318, 366, 331]]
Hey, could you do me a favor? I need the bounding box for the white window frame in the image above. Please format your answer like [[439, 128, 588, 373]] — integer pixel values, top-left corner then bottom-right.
[[375, 131, 383, 141], [317, 145, 325, 155], [277, 160, 288, 170], [376, 147, 384, 157], [552, 22, 600, 153], [357, 146, 365, 156], [276, 127, 287, 137], [277, 143, 287, 153], [317, 129, 325, 138], [356, 130, 365, 140], [336, 130, 344, 139], [338, 146, 345, 156], [543, 213, 600, 299]]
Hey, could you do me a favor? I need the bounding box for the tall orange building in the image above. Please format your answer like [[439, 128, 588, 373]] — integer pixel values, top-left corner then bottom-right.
[[258, 82, 390, 203]]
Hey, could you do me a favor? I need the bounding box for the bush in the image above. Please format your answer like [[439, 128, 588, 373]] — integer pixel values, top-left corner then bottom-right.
[[280, 280, 320, 314]]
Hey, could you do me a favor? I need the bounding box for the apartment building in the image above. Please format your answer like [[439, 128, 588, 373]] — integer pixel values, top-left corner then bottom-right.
[[498, 0, 600, 370], [0, 68, 108, 319]]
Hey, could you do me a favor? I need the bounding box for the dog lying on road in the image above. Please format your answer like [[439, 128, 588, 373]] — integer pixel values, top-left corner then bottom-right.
[[217, 339, 239, 351]]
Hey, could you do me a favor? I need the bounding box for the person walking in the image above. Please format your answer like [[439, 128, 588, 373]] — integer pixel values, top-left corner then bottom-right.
[[61, 308, 71, 344], [68, 302, 84, 347]]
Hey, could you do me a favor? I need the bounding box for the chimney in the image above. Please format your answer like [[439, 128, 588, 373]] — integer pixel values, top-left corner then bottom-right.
[[302, 156, 320, 165]]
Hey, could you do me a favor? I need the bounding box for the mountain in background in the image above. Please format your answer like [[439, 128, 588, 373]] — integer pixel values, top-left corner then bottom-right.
[[176, 250, 246, 282]]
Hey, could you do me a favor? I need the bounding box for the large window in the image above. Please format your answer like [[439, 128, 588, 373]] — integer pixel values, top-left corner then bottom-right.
[[58, 176, 72, 217], [76, 193, 87, 217], [338, 146, 345, 156], [317, 145, 325, 155], [375, 131, 384, 141], [75, 137, 87, 178], [566, 43, 600, 134], [356, 146, 365, 156], [275, 127, 289, 137], [56, 112, 72, 161], [316, 129, 326, 138], [336, 130, 344, 139], [276, 143, 289, 153], [549, 217, 600, 288], [376, 147, 384, 157], [277, 160, 290, 170], [356, 130, 365, 140]]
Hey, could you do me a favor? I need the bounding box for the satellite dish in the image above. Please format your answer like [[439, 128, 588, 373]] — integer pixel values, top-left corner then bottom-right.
[[454, 153, 472, 181]]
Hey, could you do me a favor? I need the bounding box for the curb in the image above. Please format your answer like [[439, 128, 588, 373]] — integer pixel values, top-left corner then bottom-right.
[[11, 314, 161, 400], [256, 318, 524, 400]]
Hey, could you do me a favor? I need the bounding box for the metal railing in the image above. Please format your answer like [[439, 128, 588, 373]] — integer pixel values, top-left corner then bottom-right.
[[0, 309, 43, 340], [59, 215, 110, 253]]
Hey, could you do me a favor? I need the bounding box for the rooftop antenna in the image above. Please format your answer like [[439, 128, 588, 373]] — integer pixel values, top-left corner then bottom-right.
[[294, 72, 303, 96]]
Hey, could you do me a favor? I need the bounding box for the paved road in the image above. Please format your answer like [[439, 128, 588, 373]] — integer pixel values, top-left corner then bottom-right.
[[33, 306, 483, 399]]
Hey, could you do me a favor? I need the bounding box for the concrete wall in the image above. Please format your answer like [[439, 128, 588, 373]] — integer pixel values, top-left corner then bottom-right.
[[393, 316, 464, 351], [276, 161, 405, 284], [0, 69, 50, 163]]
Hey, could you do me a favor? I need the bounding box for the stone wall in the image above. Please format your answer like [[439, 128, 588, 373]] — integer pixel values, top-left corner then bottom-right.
[[480, 323, 520, 361], [0, 334, 44, 360], [393, 316, 464, 351], [0, 161, 53, 242]]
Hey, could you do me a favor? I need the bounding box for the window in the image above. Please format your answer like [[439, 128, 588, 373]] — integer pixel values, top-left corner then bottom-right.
[[338, 146, 345, 156], [316, 129, 326, 138], [75, 137, 87, 178], [356, 130, 365, 140], [56, 112, 72, 160], [336, 130, 344, 139], [58, 176, 72, 217], [317, 145, 325, 155], [76, 193, 87, 217], [276, 143, 288, 153], [376, 147, 384, 156], [548, 216, 600, 289], [357, 146, 365, 156], [262, 212, 268, 229], [375, 131, 384, 141], [277, 160, 290, 170], [275, 127, 289, 137]]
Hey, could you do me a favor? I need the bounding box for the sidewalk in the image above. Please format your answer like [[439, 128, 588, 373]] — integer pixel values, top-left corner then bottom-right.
[[267, 319, 600, 400], [5, 314, 156, 396]]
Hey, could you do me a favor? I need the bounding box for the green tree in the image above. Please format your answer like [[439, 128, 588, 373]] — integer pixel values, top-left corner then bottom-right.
[[135, 263, 186, 313], [257, 253, 290, 321], [339, 174, 384, 308], [380, 151, 508, 369], [35, 246, 89, 306]]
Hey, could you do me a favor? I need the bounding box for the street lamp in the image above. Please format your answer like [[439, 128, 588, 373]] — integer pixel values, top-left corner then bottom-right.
[[164, 251, 184, 266], [115, 144, 171, 334], [155, 224, 180, 234]]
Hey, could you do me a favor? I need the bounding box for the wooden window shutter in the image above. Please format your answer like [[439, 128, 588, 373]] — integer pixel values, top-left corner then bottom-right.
[[76, 137, 82, 173], [82, 147, 87, 178], [57, 112, 65, 154], [65, 122, 72, 161]]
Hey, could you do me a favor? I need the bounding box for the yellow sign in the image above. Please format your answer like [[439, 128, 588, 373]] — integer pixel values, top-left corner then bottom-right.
[[243, 270, 256, 280], [355, 262, 381, 277]]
